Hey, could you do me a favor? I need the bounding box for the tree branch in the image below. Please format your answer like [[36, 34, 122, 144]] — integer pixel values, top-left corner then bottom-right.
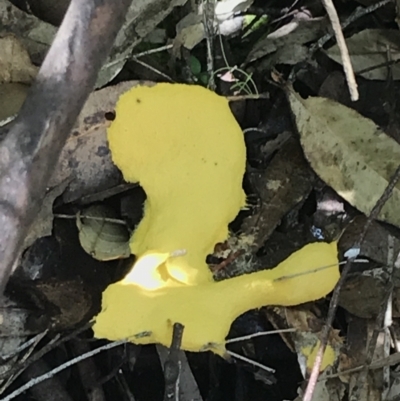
[[0, 0, 132, 294]]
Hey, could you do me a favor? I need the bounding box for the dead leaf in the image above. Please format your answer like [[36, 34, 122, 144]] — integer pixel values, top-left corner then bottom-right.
[[245, 16, 327, 65], [241, 138, 314, 251], [175, 13, 204, 51], [340, 317, 390, 401], [23, 179, 70, 250], [0, 35, 38, 84], [288, 88, 400, 228], [77, 205, 130, 261], [339, 216, 400, 266], [326, 29, 400, 80], [174, 0, 252, 52], [35, 278, 95, 329], [338, 270, 388, 318], [98, 0, 188, 87], [0, 83, 29, 122], [0, 0, 56, 65], [285, 307, 343, 374], [49, 81, 151, 204]]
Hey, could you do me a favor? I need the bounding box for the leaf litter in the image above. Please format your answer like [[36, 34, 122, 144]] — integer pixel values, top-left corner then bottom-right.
[[3, 0, 400, 400]]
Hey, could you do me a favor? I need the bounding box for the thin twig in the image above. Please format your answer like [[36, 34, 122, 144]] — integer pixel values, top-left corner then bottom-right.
[[226, 328, 296, 344], [274, 259, 368, 282], [54, 213, 127, 226], [226, 93, 269, 102], [131, 57, 175, 82], [302, 164, 400, 401], [323, 350, 400, 380], [313, 0, 393, 51], [0, 340, 126, 401], [320, 0, 358, 101], [203, 0, 216, 90], [226, 350, 275, 373], [0, 331, 48, 362], [133, 44, 173, 58], [0, 324, 91, 382], [0, 331, 49, 394]]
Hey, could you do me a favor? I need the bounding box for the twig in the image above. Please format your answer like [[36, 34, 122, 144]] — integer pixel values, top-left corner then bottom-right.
[[157, 344, 203, 401], [226, 93, 269, 102], [163, 323, 184, 401], [323, 350, 400, 380], [0, 331, 48, 362], [320, 0, 358, 101], [226, 350, 275, 373], [0, 341, 126, 401], [357, 59, 400, 77], [133, 44, 173, 58], [55, 213, 127, 226], [203, 0, 216, 90], [21, 359, 73, 401], [131, 57, 175, 82], [0, 323, 91, 382], [274, 259, 368, 282], [226, 328, 296, 344], [0, 0, 132, 294], [312, 0, 393, 50], [302, 164, 400, 401], [0, 331, 49, 394]]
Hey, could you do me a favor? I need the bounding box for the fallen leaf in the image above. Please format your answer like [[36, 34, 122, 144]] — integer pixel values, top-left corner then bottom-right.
[[175, 12, 204, 51], [49, 81, 150, 204], [245, 15, 327, 65], [339, 216, 400, 266], [285, 307, 343, 374], [338, 269, 388, 318], [0, 83, 29, 122], [288, 88, 400, 228], [326, 29, 400, 80], [0, 35, 38, 84], [341, 317, 389, 400], [174, 0, 252, 52], [23, 179, 70, 250], [241, 138, 314, 251], [77, 205, 130, 261], [98, 0, 188, 87], [0, 0, 56, 64]]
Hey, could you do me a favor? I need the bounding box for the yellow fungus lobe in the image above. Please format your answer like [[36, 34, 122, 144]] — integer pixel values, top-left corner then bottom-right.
[[93, 83, 340, 353]]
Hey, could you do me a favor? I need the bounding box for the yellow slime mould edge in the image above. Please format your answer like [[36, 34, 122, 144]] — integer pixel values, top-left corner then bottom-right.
[[107, 83, 246, 286], [93, 241, 339, 354]]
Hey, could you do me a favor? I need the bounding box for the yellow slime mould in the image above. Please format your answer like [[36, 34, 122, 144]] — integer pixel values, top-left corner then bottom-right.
[[92, 83, 340, 354]]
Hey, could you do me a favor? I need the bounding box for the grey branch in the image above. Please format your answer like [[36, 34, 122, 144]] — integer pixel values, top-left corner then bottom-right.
[[0, 0, 132, 294]]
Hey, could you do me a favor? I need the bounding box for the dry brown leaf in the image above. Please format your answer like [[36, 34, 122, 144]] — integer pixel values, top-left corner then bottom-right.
[[0, 83, 29, 122], [0, 35, 38, 84], [245, 16, 327, 65], [50, 81, 152, 204], [241, 138, 314, 251], [0, 0, 56, 65], [288, 88, 400, 228], [338, 271, 388, 318], [326, 29, 400, 80], [339, 216, 400, 266], [23, 179, 70, 250]]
